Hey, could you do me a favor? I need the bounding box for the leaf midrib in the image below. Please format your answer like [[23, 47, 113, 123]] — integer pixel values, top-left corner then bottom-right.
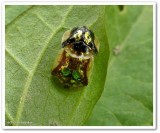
[[13, 6, 74, 124]]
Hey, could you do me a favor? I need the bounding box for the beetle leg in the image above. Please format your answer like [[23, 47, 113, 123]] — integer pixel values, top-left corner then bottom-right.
[[88, 42, 98, 54]]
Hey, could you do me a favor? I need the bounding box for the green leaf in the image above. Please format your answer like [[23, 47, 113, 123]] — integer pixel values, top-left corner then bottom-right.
[[5, 5, 32, 26], [85, 5, 153, 126], [5, 5, 109, 126]]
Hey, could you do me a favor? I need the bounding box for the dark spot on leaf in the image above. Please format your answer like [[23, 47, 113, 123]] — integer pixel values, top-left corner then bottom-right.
[[118, 5, 124, 12]]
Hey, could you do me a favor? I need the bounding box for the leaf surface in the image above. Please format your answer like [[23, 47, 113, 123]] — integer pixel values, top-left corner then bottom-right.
[[5, 5, 109, 126], [5, 5, 32, 26], [85, 5, 153, 126]]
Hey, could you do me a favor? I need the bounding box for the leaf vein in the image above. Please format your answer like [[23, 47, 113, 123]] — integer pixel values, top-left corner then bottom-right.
[[5, 48, 30, 73], [31, 12, 53, 31], [122, 92, 152, 112], [6, 6, 34, 28], [5, 107, 15, 125], [15, 5, 74, 125]]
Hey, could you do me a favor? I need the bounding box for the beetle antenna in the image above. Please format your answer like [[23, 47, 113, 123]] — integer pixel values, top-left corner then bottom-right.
[[62, 37, 75, 48]]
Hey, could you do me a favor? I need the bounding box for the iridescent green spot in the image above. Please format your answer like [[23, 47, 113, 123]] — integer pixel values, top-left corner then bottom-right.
[[72, 70, 81, 80], [61, 68, 71, 76]]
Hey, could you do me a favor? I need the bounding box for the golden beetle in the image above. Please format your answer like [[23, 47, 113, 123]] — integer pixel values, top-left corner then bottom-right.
[[52, 26, 99, 87]]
